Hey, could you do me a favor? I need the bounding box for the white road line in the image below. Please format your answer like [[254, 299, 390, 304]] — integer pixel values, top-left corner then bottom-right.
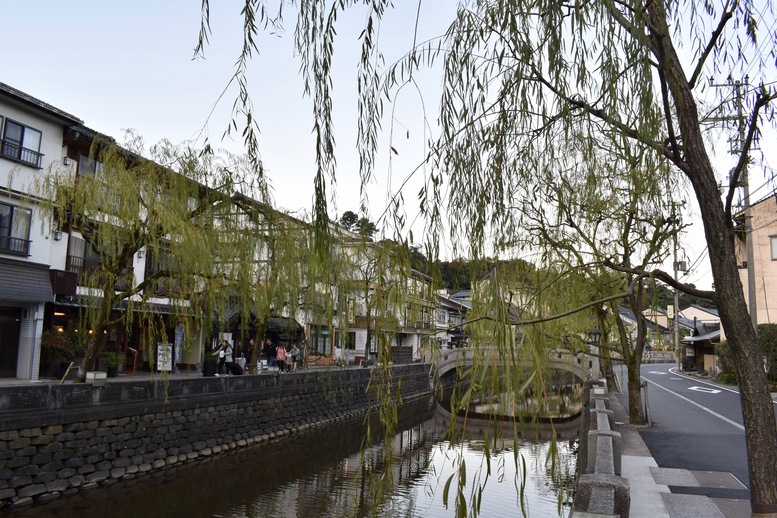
[[642, 377, 745, 431], [667, 367, 777, 404]]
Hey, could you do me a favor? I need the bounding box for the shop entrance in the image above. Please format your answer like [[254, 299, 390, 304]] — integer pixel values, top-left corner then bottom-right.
[[0, 308, 21, 377]]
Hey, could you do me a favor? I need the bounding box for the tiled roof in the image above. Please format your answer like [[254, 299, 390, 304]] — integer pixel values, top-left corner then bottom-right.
[[0, 258, 53, 304], [0, 82, 82, 124]]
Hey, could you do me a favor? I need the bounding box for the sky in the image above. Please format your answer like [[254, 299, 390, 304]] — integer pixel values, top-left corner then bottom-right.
[[3, 1, 776, 292], [1, 1, 453, 223]]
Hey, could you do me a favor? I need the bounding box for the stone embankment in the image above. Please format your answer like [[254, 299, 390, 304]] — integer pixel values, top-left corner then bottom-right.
[[569, 379, 630, 518], [0, 364, 432, 509]]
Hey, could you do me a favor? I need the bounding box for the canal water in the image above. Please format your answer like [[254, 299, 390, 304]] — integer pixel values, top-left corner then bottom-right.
[[16, 398, 578, 518]]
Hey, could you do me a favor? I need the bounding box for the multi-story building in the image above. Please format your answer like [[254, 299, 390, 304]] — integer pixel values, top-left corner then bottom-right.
[[735, 194, 777, 328], [0, 82, 448, 380], [0, 82, 82, 379], [434, 291, 470, 350]]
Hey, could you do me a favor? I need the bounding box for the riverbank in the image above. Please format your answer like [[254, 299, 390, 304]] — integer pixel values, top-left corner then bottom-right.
[[0, 364, 433, 509]]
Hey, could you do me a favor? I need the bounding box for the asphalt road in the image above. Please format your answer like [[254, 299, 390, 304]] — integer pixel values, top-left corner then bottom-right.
[[615, 363, 777, 494]]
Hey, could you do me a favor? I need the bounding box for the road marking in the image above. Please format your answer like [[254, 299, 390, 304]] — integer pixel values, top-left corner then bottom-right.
[[689, 386, 721, 394], [666, 369, 777, 405], [667, 368, 741, 395], [642, 377, 745, 431], [649, 371, 668, 375]]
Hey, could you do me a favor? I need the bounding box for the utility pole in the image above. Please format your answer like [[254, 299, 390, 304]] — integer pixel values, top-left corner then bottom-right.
[[674, 224, 681, 371], [737, 80, 758, 332], [672, 205, 687, 372], [710, 77, 757, 331]]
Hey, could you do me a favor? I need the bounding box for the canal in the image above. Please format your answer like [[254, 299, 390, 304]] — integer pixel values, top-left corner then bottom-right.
[[14, 398, 578, 518]]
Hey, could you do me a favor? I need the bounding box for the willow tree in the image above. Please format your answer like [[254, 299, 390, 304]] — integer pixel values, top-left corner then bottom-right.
[[512, 131, 698, 425], [29, 135, 319, 382], [199, 0, 777, 513], [429, 3, 777, 512]]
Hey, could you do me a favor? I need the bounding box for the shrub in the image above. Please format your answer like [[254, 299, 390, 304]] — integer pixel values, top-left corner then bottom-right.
[[40, 331, 75, 365], [102, 351, 124, 367]]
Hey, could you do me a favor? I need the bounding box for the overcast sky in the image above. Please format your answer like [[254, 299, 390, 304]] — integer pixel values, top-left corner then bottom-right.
[[5, 1, 776, 291]]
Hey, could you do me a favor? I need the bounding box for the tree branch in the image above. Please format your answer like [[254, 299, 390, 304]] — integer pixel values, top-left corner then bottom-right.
[[725, 88, 777, 218], [603, 258, 715, 299], [688, 8, 734, 89]]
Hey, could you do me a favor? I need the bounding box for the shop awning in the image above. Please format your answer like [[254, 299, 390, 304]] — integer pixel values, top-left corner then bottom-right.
[[55, 295, 197, 316], [681, 330, 720, 343], [0, 259, 54, 304]]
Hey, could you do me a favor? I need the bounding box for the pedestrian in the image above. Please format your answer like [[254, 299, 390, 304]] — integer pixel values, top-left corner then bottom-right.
[[276, 343, 288, 372], [244, 338, 254, 372], [289, 343, 301, 372], [263, 337, 277, 367], [213, 339, 233, 375]]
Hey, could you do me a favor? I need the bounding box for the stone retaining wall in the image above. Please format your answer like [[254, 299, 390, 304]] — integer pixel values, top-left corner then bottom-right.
[[569, 379, 630, 518], [0, 364, 432, 509]]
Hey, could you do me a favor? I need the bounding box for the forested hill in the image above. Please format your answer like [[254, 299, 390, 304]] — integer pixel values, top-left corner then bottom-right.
[[429, 257, 714, 311]]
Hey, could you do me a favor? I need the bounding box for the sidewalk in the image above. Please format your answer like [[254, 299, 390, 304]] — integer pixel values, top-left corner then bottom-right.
[[610, 376, 752, 518]]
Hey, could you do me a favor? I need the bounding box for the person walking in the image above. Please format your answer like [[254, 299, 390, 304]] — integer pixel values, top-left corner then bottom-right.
[[289, 343, 301, 372], [276, 343, 288, 373], [263, 337, 277, 367], [244, 338, 254, 373], [213, 339, 233, 375]]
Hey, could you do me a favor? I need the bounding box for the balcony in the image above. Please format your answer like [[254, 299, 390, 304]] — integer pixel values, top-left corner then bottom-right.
[[0, 235, 31, 256], [67, 254, 132, 291], [1, 140, 43, 168], [143, 268, 181, 297], [50, 269, 78, 296]]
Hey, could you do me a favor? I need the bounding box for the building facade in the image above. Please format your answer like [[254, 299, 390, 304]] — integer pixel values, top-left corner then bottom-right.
[[0, 83, 83, 379]]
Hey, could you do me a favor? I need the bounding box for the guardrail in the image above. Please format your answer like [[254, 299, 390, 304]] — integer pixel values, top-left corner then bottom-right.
[[569, 379, 630, 518]]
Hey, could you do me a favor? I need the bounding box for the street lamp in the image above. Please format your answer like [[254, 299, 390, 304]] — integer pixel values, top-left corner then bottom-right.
[[587, 327, 602, 346]]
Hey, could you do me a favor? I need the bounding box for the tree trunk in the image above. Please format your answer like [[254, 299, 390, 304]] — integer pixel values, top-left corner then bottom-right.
[[626, 352, 646, 425], [75, 291, 114, 383], [364, 283, 373, 361], [647, 4, 777, 512]]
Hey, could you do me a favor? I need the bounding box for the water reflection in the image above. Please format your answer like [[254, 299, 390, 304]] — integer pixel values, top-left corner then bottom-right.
[[18, 398, 576, 518]]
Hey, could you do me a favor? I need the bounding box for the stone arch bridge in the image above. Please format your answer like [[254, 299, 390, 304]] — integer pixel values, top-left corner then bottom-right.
[[432, 346, 595, 382]]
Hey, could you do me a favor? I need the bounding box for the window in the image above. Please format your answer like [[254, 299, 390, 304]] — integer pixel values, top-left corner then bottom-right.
[[66, 235, 101, 278], [66, 234, 132, 290], [310, 326, 332, 355], [1, 119, 42, 167], [0, 202, 32, 255], [145, 245, 181, 295], [771, 236, 777, 260], [78, 154, 104, 177], [335, 330, 356, 350]]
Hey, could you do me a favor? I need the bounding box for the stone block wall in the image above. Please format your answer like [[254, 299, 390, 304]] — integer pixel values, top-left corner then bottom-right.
[[0, 364, 432, 509]]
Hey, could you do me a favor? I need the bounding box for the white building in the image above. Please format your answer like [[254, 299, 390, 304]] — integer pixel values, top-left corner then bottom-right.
[[0, 82, 82, 379]]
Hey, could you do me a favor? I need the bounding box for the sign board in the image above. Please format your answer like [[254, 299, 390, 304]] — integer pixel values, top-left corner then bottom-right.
[[174, 324, 184, 364], [667, 304, 674, 319], [157, 342, 173, 372], [685, 346, 695, 357]]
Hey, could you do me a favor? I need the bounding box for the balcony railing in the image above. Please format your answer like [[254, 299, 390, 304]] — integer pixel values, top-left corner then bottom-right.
[[67, 254, 132, 291], [1, 140, 43, 168], [144, 268, 181, 297], [0, 235, 31, 256]]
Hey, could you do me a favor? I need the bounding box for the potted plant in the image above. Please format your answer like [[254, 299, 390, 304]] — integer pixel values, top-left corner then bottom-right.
[[102, 351, 124, 378]]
